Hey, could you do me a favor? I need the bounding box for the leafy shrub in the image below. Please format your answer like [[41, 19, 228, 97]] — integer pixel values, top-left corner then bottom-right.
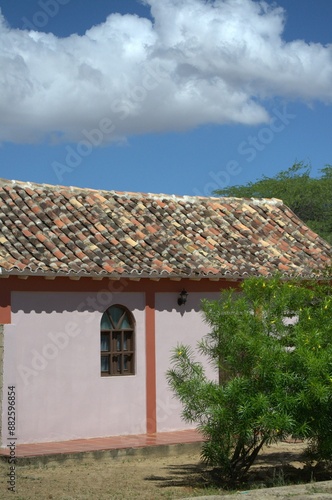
[[167, 275, 332, 483]]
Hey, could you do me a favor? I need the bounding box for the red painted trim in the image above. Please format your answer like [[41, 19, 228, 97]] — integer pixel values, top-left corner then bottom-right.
[[145, 291, 156, 434], [0, 287, 11, 324]]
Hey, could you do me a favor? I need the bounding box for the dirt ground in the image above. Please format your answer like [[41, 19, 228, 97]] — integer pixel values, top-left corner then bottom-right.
[[1, 441, 332, 500]]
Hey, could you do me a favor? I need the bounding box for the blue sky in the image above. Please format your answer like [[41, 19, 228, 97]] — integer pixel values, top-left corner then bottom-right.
[[0, 0, 331, 196]]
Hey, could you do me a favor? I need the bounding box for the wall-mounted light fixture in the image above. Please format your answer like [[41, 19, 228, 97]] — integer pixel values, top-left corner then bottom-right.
[[177, 289, 188, 306]]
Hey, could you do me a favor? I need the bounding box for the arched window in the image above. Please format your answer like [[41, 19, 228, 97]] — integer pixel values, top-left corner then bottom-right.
[[100, 305, 135, 376]]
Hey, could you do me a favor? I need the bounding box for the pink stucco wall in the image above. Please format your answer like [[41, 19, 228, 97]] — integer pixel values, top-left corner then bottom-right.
[[1, 288, 222, 445], [155, 292, 219, 432], [2, 291, 146, 445]]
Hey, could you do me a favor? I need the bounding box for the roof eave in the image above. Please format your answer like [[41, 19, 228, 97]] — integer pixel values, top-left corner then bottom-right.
[[0, 267, 329, 281]]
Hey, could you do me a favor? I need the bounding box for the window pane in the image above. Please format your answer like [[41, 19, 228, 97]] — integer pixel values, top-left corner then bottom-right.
[[123, 332, 131, 351], [110, 306, 124, 328], [101, 312, 112, 330], [112, 332, 121, 351], [112, 355, 121, 373], [101, 334, 110, 351], [120, 313, 131, 329], [124, 354, 132, 372], [101, 355, 110, 372]]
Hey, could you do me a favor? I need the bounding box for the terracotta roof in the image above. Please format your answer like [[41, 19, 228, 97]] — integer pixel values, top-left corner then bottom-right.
[[0, 178, 330, 279]]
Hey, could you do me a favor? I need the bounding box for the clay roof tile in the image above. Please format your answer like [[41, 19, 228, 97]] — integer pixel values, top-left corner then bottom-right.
[[0, 178, 330, 279]]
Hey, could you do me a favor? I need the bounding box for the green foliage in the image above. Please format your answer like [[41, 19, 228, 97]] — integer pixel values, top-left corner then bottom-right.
[[167, 276, 332, 484], [214, 163, 332, 244]]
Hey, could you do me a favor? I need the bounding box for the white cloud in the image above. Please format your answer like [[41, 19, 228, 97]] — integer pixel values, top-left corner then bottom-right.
[[0, 0, 331, 144]]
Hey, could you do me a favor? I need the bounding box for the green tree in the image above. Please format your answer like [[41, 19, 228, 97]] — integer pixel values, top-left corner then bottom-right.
[[167, 276, 332, 484], [214, 163, 332, 245]]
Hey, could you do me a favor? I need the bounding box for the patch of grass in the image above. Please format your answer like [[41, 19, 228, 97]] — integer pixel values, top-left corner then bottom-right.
[[1, 443, 332, 499]]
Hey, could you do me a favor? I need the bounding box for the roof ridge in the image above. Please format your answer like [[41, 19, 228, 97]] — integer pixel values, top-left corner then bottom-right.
[[0, 177, 284, 206]]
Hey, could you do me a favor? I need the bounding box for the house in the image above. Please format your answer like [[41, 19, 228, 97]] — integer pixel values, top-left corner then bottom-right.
[[0, 178, 331, 446]]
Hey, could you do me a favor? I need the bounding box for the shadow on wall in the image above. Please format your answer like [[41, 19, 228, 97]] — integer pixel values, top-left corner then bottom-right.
[[10, 290, 221, 315]]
